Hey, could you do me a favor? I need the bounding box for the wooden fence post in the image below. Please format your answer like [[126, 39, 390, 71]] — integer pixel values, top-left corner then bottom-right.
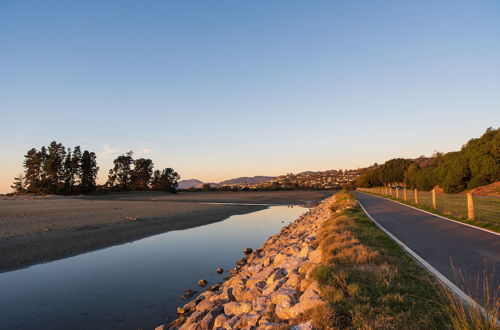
[[415, 189, 418, 204], [432, 189, 437, 209], [403, 188, 407, 201], [396, 187, 399, 199], [467, 193, 475, 220]]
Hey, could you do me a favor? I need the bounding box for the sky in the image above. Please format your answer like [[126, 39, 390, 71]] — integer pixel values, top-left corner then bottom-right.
[[0, 0, 499, 193]]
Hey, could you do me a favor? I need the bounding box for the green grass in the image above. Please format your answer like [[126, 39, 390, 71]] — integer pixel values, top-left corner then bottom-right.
[[306, 191, 450, 329]]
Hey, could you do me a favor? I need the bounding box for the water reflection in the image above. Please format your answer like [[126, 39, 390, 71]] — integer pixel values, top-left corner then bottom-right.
[[0, 205, 306, 330]]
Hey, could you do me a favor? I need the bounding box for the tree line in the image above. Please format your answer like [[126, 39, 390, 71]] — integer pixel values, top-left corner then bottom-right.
[[356, 127, 500, 193], [106, 151, 180, 192], [12, 141, 98, 194], [11, 142, 180, 194]]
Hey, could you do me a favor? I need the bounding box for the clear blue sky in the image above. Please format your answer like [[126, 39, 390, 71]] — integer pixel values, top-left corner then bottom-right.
[[1, 0, 499, 193]]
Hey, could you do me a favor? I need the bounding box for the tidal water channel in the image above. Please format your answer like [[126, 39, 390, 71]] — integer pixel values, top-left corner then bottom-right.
[[0, 205, 307, 330]]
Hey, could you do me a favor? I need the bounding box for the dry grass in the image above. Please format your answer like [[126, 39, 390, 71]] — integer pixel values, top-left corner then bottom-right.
[[310, 190, 450, 329], [441, 264, 499, 330]]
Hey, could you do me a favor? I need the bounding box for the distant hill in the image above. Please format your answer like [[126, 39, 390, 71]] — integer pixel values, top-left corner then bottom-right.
[[179, 176, 275, 189], [178, 179, 204, 189], [218, 176, 275, 185]]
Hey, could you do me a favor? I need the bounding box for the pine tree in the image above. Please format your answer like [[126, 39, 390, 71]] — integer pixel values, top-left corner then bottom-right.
[[44, 141, 66, 193], [23, 148, 43, 193], [39, 146, 48, 185], [71, 146, 82, 192], [63, 148, 73, 193], [151, 170, 162, 190], [81, 150, 99, 193], [131, 158, 154, 190], [20, 142, 99, 195], [157, 168, 180, 193], [11, 173, 25, 194], [107, 151, 134, 190]]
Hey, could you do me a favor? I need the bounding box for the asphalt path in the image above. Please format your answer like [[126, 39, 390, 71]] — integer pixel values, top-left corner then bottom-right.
[[355, 191, 500, 304]]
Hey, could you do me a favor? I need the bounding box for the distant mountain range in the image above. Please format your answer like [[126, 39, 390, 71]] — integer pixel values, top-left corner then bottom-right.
[[178, 176, 275, 189], [178, 179, 205, 189], [218, 176, 275, 185]]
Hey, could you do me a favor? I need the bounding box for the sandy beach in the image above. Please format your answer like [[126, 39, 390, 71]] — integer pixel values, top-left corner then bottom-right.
[[0, 190, 331, 272]]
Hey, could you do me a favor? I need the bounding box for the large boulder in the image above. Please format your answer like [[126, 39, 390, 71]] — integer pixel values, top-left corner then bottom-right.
[[179, 310, 205, 329], [246, 268, 273, 288], [213, 313, 228, 328], [270, 287, 298, 320], [285, 271, 301, 288], [308, 248, 322, 263], [233, 313, 260, 327], [259, 321, 288, 329], [289, 281, 324, 318], [266, 268, 285, 284], [240, 287, 262, 301], [278, 256, 303, 274], [291, 321, 314, 329], [223, 301, 252, 315], [298, 245, 313, 259], [195, 296, 219, 313], [262, 278, 286, 295], [251, 295, 270, 313], [199, 305, 223, 329], [273, 253, 289, 266], [222, 315, 242, 329]]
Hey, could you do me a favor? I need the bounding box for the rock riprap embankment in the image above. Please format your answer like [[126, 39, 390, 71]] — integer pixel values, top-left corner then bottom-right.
[[159, 195, 335, 330]]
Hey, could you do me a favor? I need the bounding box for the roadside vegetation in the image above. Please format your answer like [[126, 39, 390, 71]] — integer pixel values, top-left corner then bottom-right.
[[304, 190, 500, 329], [304, 190, 449, 328], [356, 127, 500, 193]]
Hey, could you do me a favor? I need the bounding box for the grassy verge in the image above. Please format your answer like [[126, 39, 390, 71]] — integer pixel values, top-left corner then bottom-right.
[[305, 190, 450, 329], [358, 190, 500, 233]]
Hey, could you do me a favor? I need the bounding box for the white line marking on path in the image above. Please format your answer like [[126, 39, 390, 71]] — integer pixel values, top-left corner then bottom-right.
[[357, 191, 500, 237]]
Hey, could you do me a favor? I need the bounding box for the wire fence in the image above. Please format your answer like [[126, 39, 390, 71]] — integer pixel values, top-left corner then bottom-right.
[[357, 187, 500, 231]]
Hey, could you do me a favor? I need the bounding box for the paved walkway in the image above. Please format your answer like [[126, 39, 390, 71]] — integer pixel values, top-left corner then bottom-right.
[[355, 191, 500, 304]]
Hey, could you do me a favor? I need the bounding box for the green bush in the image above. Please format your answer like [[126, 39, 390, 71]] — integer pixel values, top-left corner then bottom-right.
[[356, 127, 500, 193]]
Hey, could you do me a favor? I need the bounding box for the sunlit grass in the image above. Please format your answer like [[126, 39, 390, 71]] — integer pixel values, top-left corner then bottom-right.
[[441, 264, 499, 330], [304, 191, 450, 329]]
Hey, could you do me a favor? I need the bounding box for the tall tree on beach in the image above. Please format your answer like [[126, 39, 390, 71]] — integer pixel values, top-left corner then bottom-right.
[[80, 150, 99, 193], [11, 173, 25, 194], [43, 141, 66, 193], [151, 170, 161, 190], [107, 151, 134, 190], [19, 142, 99, 194], [131, 158, 154, 190], [70, 146, 83, 191], [160, 168, 180, 193], [63, 148, 73, 193], [23, 148, 43, 193], [17, 142, 180, 194]]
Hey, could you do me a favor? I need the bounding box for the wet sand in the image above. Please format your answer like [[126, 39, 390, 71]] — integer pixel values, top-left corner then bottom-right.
[[0, 191, 332, 272]]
